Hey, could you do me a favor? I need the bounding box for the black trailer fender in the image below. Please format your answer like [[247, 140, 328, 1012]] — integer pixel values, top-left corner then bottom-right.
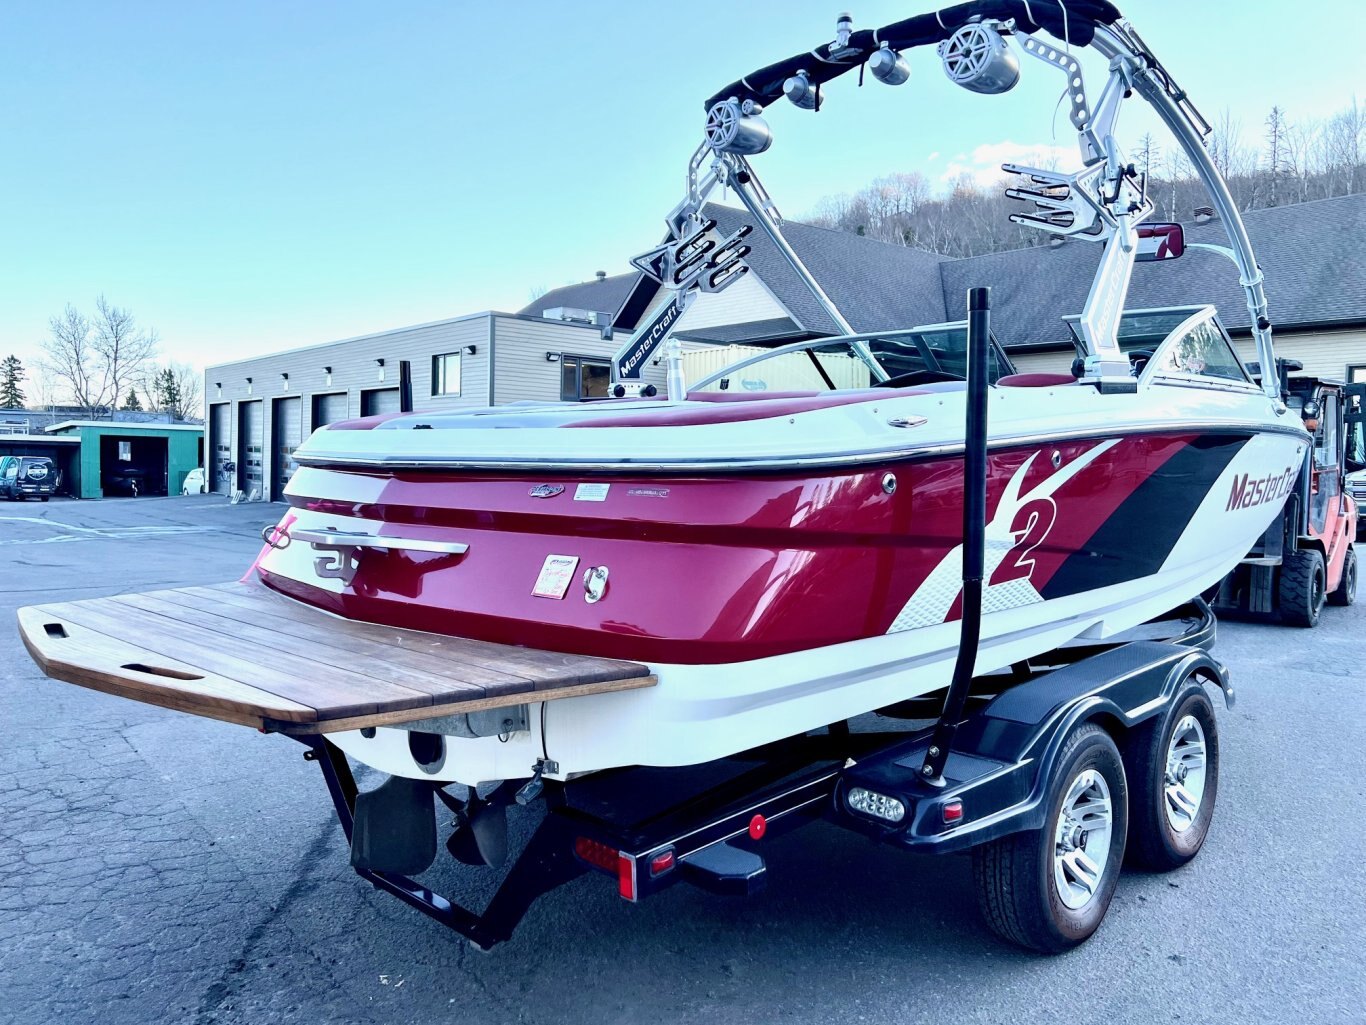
[[836, 640, 1231, 854]]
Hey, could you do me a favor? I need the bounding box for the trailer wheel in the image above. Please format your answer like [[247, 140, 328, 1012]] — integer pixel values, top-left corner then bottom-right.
[[1328, 547, 1357, 607], [1123, 683, 1218, 871], [1278, 548, 1325, 626], [973, 723, 1128, 953]]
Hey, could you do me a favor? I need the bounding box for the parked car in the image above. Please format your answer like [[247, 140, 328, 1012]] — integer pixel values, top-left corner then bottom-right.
[[182, 467, 207, 496], [102, 466, 149, 497], [0, 455, 57, 501], [1348, 468, 1366, 527]]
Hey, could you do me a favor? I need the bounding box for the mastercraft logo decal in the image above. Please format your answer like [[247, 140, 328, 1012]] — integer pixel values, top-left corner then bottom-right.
[[1226, 467, 1296, 511]]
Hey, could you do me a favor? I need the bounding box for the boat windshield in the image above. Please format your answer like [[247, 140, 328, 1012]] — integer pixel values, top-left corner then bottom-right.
[[1064, 307, 1204, 356], [688, 326, 1014, 394]]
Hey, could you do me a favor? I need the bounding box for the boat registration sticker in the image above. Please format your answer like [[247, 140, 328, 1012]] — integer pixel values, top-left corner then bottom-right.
[[533, 554, 580, 599], [574, 483, 611, 502]]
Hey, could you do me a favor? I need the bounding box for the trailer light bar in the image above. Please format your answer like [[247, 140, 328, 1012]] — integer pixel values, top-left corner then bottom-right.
[[846, 787, 906, 823]]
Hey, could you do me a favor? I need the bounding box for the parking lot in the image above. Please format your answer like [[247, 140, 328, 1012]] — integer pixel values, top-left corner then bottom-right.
[[1, 497, 1363, 1025]]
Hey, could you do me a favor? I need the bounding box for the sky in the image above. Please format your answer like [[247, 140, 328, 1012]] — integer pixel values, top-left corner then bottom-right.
[[1, 1, 1358, 379]]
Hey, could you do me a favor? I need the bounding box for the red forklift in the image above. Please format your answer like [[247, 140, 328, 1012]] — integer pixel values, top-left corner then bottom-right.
[[1212, 362, 1362, 626]]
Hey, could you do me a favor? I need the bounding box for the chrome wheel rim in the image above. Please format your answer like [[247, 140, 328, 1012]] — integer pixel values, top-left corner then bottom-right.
[[1163, 715, 1208, 832], [1052, 769, 1114, 910]]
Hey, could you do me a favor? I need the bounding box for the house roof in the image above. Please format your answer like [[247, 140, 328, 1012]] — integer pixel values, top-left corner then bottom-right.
[[939, 192, 1366, 349], [518, 192, 1366, 350], [521, 273, 638, 319]]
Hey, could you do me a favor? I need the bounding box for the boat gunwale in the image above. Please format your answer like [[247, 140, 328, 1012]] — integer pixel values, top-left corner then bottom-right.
[[290, 419, 1309, 476]]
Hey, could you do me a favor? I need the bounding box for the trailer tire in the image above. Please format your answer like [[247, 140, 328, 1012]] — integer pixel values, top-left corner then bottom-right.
[[1278, 548, 1325, 626], [972, 723, 1127, 954], [1328, 547, 1356, 607], [1123, 683, 1219, 872]]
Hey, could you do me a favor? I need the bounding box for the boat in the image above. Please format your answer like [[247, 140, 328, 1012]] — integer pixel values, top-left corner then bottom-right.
[[43, 2, 1313, 789]]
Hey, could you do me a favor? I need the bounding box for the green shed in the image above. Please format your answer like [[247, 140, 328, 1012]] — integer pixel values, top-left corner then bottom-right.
[[45, 421, 205, 500]]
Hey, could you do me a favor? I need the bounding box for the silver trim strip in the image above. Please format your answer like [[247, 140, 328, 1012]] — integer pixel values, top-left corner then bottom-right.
[[291, 527, 469, 555], [292, 420, 1308, 476]]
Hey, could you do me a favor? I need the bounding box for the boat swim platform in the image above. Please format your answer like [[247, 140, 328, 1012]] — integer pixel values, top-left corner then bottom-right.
[[17, 582, 656, 735]]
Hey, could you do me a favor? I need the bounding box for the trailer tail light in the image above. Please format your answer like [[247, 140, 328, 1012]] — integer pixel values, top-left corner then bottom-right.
[[942, 800, 964, 824], [574, 836, 619, 873], [649, 849, 676, 876], [748, 814, 767, 840]]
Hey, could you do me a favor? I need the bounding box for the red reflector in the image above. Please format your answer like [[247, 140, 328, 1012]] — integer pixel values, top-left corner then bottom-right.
[[649, 849, 676, 876], [574, 836, 619, 873], [943, 800, 964, 824], [617, 854, 636, 900], [748, 814, 767, 840]]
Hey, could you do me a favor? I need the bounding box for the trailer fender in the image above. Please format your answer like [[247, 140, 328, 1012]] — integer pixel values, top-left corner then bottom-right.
[[843, 641, 1233, 854]]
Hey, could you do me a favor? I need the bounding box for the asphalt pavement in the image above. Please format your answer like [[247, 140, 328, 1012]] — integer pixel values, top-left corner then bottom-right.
[[1, 496, 1363, 1025]]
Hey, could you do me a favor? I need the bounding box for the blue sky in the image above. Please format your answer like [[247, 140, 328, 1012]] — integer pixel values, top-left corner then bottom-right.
[[1, 1, 1356, 375]]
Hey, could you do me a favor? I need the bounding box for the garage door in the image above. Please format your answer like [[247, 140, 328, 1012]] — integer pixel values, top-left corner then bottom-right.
[[271, 397, 301, 502], [312, 392, 349, 428], [210, 403, 231, 494], [361, 388, 401, 417], [238, 401, 263, 496]]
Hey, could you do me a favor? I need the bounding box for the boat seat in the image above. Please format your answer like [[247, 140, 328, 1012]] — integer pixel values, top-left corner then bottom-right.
[[996, 373, 1076, 388]]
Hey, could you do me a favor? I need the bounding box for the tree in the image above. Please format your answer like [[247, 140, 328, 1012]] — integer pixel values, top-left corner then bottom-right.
[[122, 387, 142, 411], [92, 295, 158, 412], [1265, 106, 1287, 207], [39, 297, 158, 419], [1, 355, 25, 409], [141, 361, 201, 420]]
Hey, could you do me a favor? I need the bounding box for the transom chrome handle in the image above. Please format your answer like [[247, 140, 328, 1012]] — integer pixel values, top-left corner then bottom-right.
[[290, 527, 469, 555]]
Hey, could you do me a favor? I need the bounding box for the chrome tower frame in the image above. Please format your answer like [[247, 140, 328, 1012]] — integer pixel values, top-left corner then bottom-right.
[[625, 7, 1283, 406]]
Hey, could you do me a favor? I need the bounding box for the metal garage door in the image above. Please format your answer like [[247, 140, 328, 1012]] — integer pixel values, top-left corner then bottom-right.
[[312, 392, 349, 428], [271, 397, 301, 502], [238, 401, 263, 497], [361, 388, 401, 417], [210, 404, 231, 494]]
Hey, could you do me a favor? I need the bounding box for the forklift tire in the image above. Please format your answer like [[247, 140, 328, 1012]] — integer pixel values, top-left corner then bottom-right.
[[1328, 547, 1357, 607], [972, 723, 1128, 954], [1123, 683, 1219, 872], [1279, 548, 1325, 627]]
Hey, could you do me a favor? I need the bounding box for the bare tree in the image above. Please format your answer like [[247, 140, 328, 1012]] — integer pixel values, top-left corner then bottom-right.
[[1265, 106, 1287, 207], [40, 305, 104, 416], [92, 295, 158, 410]]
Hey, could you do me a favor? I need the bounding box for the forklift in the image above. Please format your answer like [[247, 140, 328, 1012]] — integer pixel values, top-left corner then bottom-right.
[[1212, 360, 1363, 626]]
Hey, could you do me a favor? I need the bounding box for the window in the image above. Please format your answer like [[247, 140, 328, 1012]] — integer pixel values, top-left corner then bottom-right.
[[559, 355, 613, 401], [1316, 392, 1340, 469], [432, 352, 462, 397], [118, 441, 132, 461], [1150, 320, 1250, 384], [1348, 364, 1366, 384]]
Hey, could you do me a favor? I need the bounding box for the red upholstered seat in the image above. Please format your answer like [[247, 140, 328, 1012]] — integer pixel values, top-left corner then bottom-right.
[[996, 373, 1076, 388]]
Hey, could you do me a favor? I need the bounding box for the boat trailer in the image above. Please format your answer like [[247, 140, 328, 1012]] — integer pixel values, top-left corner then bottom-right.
[[291, 290, 1234, 953]]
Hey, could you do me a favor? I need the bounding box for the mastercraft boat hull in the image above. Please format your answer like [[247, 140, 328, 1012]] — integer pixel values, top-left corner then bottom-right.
[[258, 382, 1306, 784]]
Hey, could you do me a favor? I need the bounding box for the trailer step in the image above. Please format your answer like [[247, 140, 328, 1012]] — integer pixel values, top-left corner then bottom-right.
[[679, 842, 767, 896]]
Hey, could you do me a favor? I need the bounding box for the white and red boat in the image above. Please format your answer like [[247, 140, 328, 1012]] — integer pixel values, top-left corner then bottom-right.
[[253, 1, 1307, 786]]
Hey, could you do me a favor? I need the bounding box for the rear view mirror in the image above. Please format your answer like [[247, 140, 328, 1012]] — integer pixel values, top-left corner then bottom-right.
[[1135, 223, 1185, 262]]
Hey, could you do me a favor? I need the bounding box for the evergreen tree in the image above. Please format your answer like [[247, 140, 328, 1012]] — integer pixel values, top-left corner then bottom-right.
[[0, 355, 25, 409], [155, 367, 181, 413], [122, 387, 143, 411]]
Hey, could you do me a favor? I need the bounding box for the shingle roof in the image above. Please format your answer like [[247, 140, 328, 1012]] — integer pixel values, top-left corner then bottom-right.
[[704, 204, 950, 334], [519, 193, 1366, 349], [939, 192, 1366, 349], [521, 273, 638, 318]]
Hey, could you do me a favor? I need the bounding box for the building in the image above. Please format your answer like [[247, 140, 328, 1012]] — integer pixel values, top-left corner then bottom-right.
[[1, 410, 204, 500], [203, 310, 667, 499], [206, 192, 1366, 501]]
